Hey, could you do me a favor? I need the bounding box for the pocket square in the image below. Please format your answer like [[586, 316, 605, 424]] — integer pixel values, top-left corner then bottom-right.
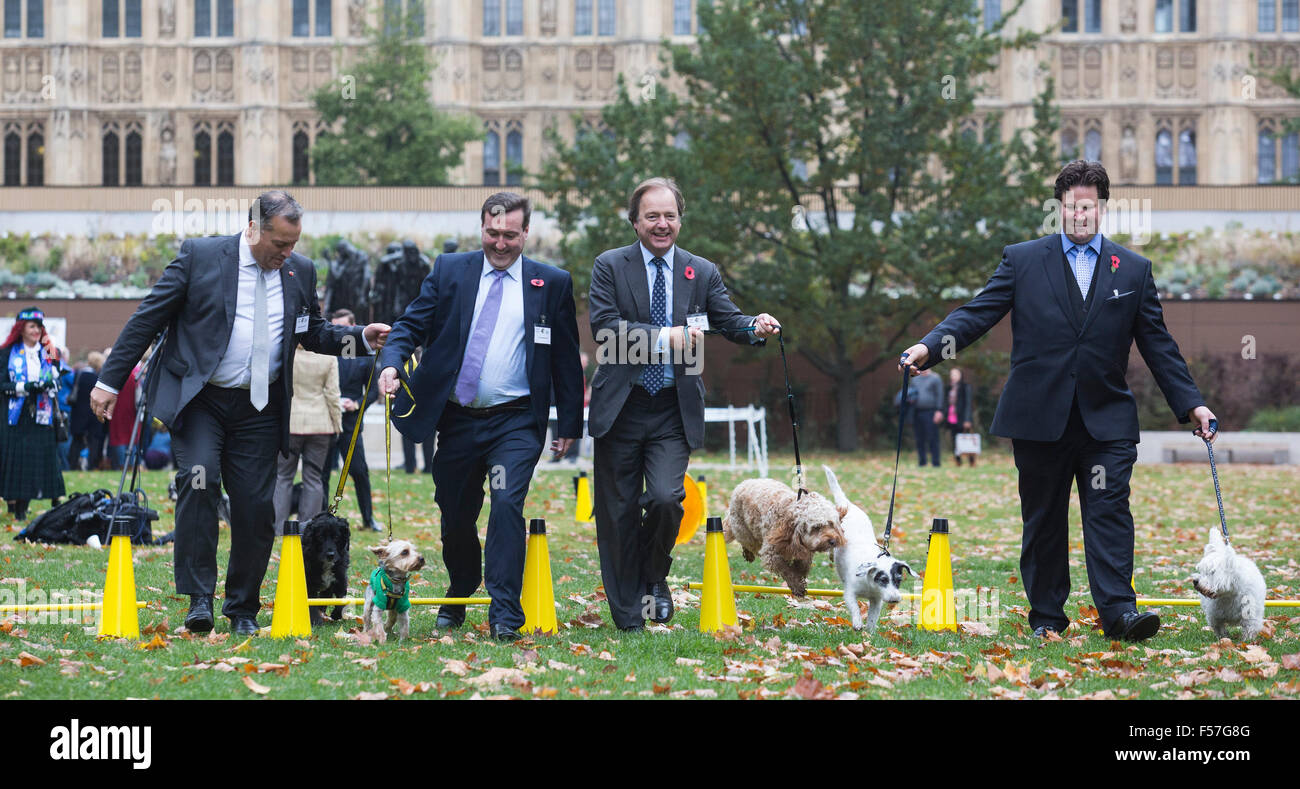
[[1106, 289, 1135, 301]]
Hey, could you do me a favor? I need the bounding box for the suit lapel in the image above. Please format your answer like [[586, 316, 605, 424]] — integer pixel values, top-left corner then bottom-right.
[[279, 260, 297, 359], [672, 248, 691, 326], [625, 244, 650, 322], [1043, 236, 1081, 333], [1080, 238, 1118, 335], [222, 234, 240, 335], [522, 257, 543, 379], [458, 252, 485, 348]]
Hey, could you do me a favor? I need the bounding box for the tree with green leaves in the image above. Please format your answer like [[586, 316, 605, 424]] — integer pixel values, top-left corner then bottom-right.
[[311, 10, 478, 186], [538, 0, 1060, 451]]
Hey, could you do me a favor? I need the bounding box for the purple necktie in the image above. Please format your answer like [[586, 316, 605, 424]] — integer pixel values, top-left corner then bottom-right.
[[455, 269, 508, 406]]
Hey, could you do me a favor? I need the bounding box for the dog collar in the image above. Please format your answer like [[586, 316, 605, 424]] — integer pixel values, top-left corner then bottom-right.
[[370, 567, 411, 613]]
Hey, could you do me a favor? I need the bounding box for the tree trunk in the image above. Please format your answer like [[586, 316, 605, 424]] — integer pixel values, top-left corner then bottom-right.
[[833, 370, 859, 452]]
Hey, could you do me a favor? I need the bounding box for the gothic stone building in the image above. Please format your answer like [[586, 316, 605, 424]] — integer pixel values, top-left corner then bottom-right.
[[0, 0, 1297, 189]]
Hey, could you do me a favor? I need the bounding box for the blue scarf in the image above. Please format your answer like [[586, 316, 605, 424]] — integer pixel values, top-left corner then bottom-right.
[[7, 343, 54, 427]]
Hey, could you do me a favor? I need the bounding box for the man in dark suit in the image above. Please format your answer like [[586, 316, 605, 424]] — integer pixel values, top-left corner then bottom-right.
[[377, 192, 584, 642], [587, 177, 781, 632], [900, 161, 1217, 642], [323, 308, 381, 532], [89, 191, 390, 636]]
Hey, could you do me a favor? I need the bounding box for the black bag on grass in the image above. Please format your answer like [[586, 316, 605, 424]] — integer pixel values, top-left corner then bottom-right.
[[15, 490, 112, 545]]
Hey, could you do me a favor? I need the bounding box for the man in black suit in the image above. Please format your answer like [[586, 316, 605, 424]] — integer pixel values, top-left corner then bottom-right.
[[901, 161, 1216, 642], [377, 192, 584, 641], [323, 308, 381, 532], [586, 177, 781, 632], [90, 191, 390, 635]]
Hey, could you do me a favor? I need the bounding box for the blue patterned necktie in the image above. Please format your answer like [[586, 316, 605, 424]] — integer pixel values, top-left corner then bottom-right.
[[640, 257, 668, 394], [1071, 245, 1092, 299], [454, 269, 507, 406]]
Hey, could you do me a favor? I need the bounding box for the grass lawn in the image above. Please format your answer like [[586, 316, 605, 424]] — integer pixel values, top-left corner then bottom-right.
[[2, 450, 1298, 700]]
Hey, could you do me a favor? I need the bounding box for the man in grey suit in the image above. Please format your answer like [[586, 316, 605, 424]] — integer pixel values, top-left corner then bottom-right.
[[89, 191, 390, 636], [587, 177, 781, 631]]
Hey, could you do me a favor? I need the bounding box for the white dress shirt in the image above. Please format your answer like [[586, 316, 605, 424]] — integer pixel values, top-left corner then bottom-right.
[[641, 242, 675, 387], [209, 231, 286, 389], [461, 254, 529, 407]]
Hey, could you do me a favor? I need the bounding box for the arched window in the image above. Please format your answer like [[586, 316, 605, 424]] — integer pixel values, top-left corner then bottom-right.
[[1155, 0, 1173, 32], [1155, 129, 1173, 184], [506, 0, 522, 35], [293, 130, 310, 184], [483, 130, 500, 185], [1258, 127, 1276, 183], [1084, 128, 1102, 162], [102, 130, 119, 186], [25, 131, 41, 185], [3, 132, 18, 185], [575, 0, 592, 35], [1178, 128, 1196, 184], [597, 0, 615, 35], [194, 129, 211, 185], [483, 0, 499, 35], [1283, 132, 1300, 181], [217, 128, 234, 185], [125, 129, 142, 185], [505, 128, 522, 186], [1061, 127, 1078, 161]]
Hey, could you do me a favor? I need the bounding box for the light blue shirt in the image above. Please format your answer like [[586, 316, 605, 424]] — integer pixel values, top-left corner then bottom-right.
[[461, 255, 528, 407], [1060, 231, 1104, 298], [641, 242, 675, 387]]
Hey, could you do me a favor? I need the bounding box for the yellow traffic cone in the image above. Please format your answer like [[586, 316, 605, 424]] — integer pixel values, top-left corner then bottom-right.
[[574, 471, 594, 523], [919, 518, 957, 631], [97, 516, 140, 639], [696, 475, 708, 529], [271, 520, 311, 638], [521, 519, 557, 634], [699, 516, 738, 632]]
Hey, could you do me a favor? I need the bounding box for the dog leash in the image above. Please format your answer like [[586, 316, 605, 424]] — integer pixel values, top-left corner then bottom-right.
[[384, 388, 394, 543], [1199, 418, 1229, 544], [879, 357, 912, 557], [329, 357, 377, 516]]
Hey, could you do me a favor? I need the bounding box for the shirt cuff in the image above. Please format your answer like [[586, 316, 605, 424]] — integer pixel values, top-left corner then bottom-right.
[[359, 330, 373, 355], [94, 381, 120, 396]]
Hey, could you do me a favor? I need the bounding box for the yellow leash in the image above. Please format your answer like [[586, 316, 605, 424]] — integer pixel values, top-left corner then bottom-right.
[[384, 387, 393, 542], [329, 357, 377, 516]]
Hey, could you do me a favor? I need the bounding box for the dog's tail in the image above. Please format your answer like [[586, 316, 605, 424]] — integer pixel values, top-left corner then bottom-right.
[[822, 465, 850, 509]]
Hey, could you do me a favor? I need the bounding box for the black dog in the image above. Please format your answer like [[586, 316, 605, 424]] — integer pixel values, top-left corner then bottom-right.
[[302, 513, 351, 624]]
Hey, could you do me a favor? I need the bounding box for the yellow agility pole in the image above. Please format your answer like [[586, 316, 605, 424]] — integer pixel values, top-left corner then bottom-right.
[[307, 597, 492, 606], [686, 582, 920, 600], [0, 602, 148, 614], [1139, 598, 1300, 608]]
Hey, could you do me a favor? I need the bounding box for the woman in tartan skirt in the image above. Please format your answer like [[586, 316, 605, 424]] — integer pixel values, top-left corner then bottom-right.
[[0, 307, 66, 522]]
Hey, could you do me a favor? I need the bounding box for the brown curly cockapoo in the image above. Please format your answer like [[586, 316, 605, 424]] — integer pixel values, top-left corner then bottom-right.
[[723, 479, 846, 597]]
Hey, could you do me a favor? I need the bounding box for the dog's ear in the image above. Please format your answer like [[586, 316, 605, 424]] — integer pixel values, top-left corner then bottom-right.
[[897, 561, 918, 579], [369, 542, 387, 557], [836, 504, 849, 522], [854, 563, 872, 578]]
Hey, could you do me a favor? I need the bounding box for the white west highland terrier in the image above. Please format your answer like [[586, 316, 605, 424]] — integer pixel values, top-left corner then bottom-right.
[[1190, 527, 1266, 642]]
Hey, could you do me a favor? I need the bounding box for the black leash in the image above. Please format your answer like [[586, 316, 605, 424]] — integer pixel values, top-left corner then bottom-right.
[[705, 324, 806, 496], [880, 356, 911, 557], [1199, 418, 1229, 544]]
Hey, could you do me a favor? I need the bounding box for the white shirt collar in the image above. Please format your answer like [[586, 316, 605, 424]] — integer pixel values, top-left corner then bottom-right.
[[239, 230, 260, 269], [481, 254, 522, 280], [639, 242, 675, 270]]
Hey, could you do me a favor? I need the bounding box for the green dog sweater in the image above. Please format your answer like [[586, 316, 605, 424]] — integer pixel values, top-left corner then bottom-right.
[[370, 567, 411, 613]]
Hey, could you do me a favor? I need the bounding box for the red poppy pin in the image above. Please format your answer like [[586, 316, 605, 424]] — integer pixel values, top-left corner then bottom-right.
[[1110, 255, 1119, 273], [530, 278, 544, 287], [684, 266, 696, 280], [287, 269, 295, 277]]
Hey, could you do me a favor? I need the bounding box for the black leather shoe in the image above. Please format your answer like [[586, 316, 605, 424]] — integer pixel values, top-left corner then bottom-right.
[[230, 616, 259, 636], [1109, 610, 1160, 642], [491, 624, 521, 642], [1032, 625, 1062, 638], [184, 595, 214, 633], [618, 624, 645, 633], [647, 580, 673, 624], [436, 612, 461, 630]]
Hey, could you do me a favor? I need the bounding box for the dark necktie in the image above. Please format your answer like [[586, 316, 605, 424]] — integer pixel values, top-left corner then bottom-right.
[[640, 257, 668, 394]]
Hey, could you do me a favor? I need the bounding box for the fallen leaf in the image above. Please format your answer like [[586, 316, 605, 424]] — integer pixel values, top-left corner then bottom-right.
[[137, 634, 169, 651], [463, 667, 529, 689], [241, 676, 270, 695], [792, 674, 835, 700], [1280, 654, 1300, 670], [442, 659, 469, 677], [958, 621, 994, 637], [229, 637, 254, 654], [16, 651, 44, 667], [353, 691, 388, 700]]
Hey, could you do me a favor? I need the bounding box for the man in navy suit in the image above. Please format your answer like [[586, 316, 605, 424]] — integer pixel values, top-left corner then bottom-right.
[[378, 193, 584, 641], [901, 161, 1217, 642]]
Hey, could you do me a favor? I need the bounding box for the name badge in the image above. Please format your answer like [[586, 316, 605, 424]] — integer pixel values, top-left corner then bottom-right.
[[295, 313, 310, 334], [687, 313, 710, 332], [534, 325, 552, 345]]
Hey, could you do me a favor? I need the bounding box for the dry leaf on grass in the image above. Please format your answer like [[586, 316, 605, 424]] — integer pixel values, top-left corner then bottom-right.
[[241, 676, 270, 695]]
